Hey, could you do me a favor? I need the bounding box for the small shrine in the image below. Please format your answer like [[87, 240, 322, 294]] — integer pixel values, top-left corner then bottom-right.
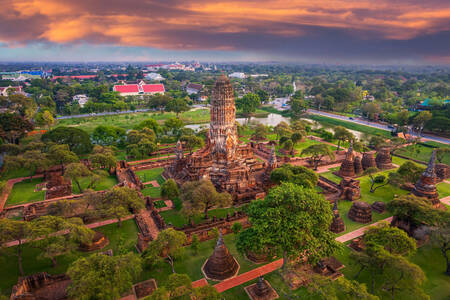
[[339, 178, 361, 201], [202, 232, 239, 281], [348, 201, 372, 223], [412, 150, 440, 206], [330, 209, 346, 233], [337, 143, 355, 177], [371, 201, 386, 213], [244, 276, 279, 300]]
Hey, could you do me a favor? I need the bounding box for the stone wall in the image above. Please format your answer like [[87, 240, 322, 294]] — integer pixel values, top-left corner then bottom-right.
[[10, 272, 71, 300]]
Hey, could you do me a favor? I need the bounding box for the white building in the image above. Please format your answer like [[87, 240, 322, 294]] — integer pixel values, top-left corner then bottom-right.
[[73, 94, 89, 107], [186, 83, 203, 95], [145, 73, 165, 81], [229, 72, 246, 79]]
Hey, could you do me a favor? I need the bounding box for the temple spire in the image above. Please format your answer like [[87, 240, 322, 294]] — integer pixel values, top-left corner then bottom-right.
[[268, 144, 277, 169], [423, 149, 437, 178]]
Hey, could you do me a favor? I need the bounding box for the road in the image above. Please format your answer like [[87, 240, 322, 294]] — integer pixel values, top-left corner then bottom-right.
[[307, 109, 450, 145]]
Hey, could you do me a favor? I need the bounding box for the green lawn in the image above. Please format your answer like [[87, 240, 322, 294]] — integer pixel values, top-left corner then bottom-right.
[[308, 114, 391, 138], [276, 138, 336, 158], [335, 243, 450, 300], [0, 219, 139, 297], [437, 182, 450, 198], [55, 109, 210, 134], [0, 168, 30, 181], [395, 143, 450, 165], [72, 175, 118, 194], [141, 233, 264, 289], [141, 186, 162, 198], [335, 168, 408, 235], [6, 178, 45, 206], [135, 168, 165, 184], [320, 167, 341, 184]]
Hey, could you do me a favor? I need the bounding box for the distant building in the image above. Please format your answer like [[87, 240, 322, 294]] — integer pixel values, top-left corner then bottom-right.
[[73, 94, 89, 107], [186, 83, 203, 95], [229, 72, 245, 79], [145, 73, 165, 81], [113, 82, 165, 96], [416, 98, 450, 110], [0, 86, 23, 96]]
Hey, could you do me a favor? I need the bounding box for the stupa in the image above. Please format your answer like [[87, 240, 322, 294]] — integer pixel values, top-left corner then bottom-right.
[[412, 150, 440, 206], [202, 232, 239, 281], [337, 142, 355, 177], [330, 201, 345, 234], [348, 201, 372, 223], [361, 151, 376, 170], [164, 75, 269, 203], [353, 156, 363, 175], [375, 147, 394, 170]]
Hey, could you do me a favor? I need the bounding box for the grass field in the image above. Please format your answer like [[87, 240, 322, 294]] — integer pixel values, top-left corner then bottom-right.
[[437, 182, 450, 198], [0, 219, 139, 297], [72, 174, 118, 194], [335, 243, 450, 300], [6, 178, 45, 206], [308, 114, 392, 138], [395, 143, 450, 165], [56, 109, 210, 134]]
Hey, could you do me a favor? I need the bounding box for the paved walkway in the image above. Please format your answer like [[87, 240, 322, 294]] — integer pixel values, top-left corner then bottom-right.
[[128, 155, 174, 165], [440, 196, 450, 206], [214, 259, 284, 293], [316, 163, 341, 174], [335, 217, 393, 243]]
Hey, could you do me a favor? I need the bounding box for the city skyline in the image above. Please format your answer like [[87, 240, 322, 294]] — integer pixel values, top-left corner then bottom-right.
[[1, 0, 449, 64]]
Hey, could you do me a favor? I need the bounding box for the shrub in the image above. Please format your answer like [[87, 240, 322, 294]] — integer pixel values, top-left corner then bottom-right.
[[374, 175, 385, 183], [232, 222, 243, 234], [161, 179, 180, 200]]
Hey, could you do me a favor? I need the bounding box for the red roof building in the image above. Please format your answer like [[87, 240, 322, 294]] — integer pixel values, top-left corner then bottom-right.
[[113, 82, 164, 96]]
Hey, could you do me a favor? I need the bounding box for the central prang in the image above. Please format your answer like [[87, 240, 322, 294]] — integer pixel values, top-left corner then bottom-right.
[[208, 75, 238, 161], [164, 75, 274, 204]]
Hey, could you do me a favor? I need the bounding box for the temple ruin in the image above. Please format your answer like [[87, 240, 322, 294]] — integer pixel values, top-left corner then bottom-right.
[[244, 276, 279, 300], [164, 75, 271, 203], [412, 150, 440, 206], [337, 143, 355, 177], [348, 201, 372, 223], [202, 231, 239, 281], [375, 147, 394, 170]]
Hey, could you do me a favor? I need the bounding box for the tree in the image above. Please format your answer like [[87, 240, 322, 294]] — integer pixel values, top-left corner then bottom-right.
[[290, 98, 307, 120], [47, 144, 79, 173], [364, 167, 388, 193], [256, 89, 269, 103], [270, 164, 318, 188], [149, 94, 172, 113], [363, 222, 416, 256], [181, 179, 232, 219], [42, 126, 93, 154], [180, 135, 203, 154], [161, 179, 180, 200], [246, 183, 340, 270], [164, 117, 184, 136], [134, 119, 161, 136], [100, 186, 144, 227], [307, 275, 379, 300], [430, 211, 450, 275], [0, 113, 34, 143], [165, 273, 192, 297], [92, 125, 126, 146], [252, 123, 268, 140], [165, 98, 189, 117], [192, 284, 221, 300], [436, 148, 450, 164], [138, 138, 158, 157], [274, 121, 292, 140], [41, 110, 55, 129], [412, 111, 432, 136], [301, 144, 335, 170], [89, 151, 117, 170], [64, 162, 92, 193], [0, 219, 31, 275], [16, 150, 51, 181], [235, 93, 260, 119], [30, 216, 94, 267], [333, 126, 354, 151], [67, 253, 142, 300], [143, 228, 187, 273]]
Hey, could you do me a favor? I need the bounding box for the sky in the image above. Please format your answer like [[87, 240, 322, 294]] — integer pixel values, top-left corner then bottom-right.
[[1, 0, 449, 64]]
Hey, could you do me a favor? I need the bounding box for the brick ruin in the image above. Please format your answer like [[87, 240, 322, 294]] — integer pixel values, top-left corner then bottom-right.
[[361, 151, 377, 170], [164, 75, 273, 204], [436, 163, 449, 182], [371, 201, 386, 213], [10, 272, 71, 300], [330, 201, 346, 234], [347, 201, 372, 223], [412, 150, 440, 206], [337, 143, 356, 177], [339, 178, 361, 201], [45, 172, 72, 200], [202, 231, 240, 281], [375, 147, 395, 170], [244, 276, 279, 300], [116, 160, 144, 190]]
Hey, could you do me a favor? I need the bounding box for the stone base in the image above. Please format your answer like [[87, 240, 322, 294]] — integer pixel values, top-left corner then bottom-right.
[[133, 278, 157, 299], [244, 280, 279, 300], [201, 256, 240, 281]]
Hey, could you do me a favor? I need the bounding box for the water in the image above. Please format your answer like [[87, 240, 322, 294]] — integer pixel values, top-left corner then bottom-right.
[[185, 113, 366, 140]]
